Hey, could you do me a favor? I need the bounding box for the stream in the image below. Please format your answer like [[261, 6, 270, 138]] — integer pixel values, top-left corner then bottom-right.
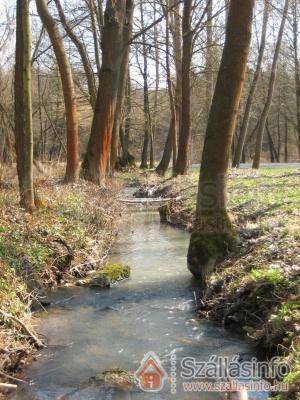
[[11, 207, 269, 400]]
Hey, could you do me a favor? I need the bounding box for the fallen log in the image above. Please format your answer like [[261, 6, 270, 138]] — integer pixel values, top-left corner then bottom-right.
[[120, 196, 181, 204]]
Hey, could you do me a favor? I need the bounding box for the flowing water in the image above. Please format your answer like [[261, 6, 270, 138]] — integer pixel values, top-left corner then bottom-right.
[[11, 208, 268, 400]]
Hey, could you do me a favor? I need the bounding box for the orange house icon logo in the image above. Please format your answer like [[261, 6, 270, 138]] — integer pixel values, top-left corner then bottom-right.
[[135, 351, 168, 392]]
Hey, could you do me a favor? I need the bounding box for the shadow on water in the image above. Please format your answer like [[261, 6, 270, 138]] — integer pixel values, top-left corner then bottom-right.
[[11, 211, 268, 400]]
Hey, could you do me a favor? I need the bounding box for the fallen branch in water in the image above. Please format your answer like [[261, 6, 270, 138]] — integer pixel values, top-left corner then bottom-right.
[[0, 309, 45, 349], [0, 383, 18, 390], [120, 196, 181, 204]]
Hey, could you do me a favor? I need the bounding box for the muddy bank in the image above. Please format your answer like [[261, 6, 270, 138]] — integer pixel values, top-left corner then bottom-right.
[[134, 168, 300, 399], [0, 166, 125, 397]]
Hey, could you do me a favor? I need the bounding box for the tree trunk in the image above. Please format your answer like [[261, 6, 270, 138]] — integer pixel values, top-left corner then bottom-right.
[[170, 0, 182, 163], [188, 0, 254, 281], [156, 2, 177, 176], [252, 0, 289, 169], [15, 0, 35, 211], [139, 3, 153, 169], [119, 74, 135, 167], [266, 121, 279, 162], [205, 0, 214, 116], [152, 1, 160, 169], [233, 0, 270, 167], [284, 115, 288, 163], [36, 0, 79, 182], [292, 0, 300, 158], [81, 0, 127, 185], [174, 0, 193, 175], [110, 0, 134, 174]]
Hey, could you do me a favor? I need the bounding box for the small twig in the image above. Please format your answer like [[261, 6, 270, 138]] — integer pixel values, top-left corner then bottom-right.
[[0, 371, 26, 384], [0, 310, 45, 349]]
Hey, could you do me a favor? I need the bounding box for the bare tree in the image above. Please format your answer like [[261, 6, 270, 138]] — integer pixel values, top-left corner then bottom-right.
[[81, 0, 128, 185], [174, 0, 194, 175], [110, 0, 134, 174], [292, 0, 300, 157], [139, 2, 154, 169], [36, 0, 79, 182], [156, 0, 177, 176], [252, 0, 289, 169], [233, 0, 270, 167], [15, 0, 35, 211], [54, 0, 97, 108]]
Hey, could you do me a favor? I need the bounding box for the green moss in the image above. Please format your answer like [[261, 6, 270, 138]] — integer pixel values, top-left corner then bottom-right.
[[101, 263, 131, 281], [187, 229, 236, 280], [78, 263, 131, 288]]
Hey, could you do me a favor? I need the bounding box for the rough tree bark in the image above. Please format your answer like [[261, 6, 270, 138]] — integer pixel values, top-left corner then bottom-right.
[[15, 0, 35, 211], [174, 0, 194, 175], [54, 0, 97, 108], [156, 1, 177, 176], [233, 0, 270, 167], [81, 0, 127, 185], [110, 0, 134, 174], [36, 0, 79, 183], [187, 0, 254, 281], [252, 0, 289, 169]]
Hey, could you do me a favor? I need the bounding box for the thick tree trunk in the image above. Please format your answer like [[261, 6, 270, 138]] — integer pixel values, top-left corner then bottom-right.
[[54, 0, 97, 108], [156, 3, 177, 176], [81, 0, 127, 185], [292, 0, 300, 158], [15, 0, 35, 211], [188, 0, 254, 281], [174, 0, 193, 175], [252, 0, 289, 169], [110, 0, 134, 174], [233, 0, 270, 167], [36, 0, 79, 182]]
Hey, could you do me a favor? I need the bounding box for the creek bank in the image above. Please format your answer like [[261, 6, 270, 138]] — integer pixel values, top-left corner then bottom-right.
[[0, 166, 125, 397], [134, 167, 300, 399]]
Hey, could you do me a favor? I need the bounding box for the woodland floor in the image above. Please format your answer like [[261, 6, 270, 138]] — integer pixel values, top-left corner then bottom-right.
[[0, 163, 124, 397], [133, 166, 300, 399]]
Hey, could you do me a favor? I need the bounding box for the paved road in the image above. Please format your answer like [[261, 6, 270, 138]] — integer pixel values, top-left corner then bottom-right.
[[191, 162, 300, 169]]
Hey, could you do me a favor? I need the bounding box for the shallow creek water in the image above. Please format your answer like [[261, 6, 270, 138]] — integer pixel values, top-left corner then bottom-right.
[[11, 209, 268, 400]]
